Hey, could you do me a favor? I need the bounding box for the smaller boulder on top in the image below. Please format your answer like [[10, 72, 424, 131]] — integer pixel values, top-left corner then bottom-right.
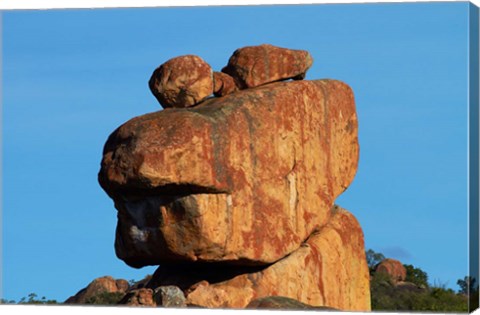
[[213, 71, 238, 96], [221, 44, 313, 89], [149, 55, 214, 108]]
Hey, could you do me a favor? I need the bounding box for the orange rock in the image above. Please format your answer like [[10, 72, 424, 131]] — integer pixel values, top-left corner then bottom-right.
[[375, 258, 407, 283], [119, 288, 155, 306], [99, 79, 359, 267], [149, 55, 214, 108], [183, 206, 371, 311], [222, 44, 313, 88], [246, 296, 337, 310], [64, 276, 129, 304], [213, 71, 238, 96]]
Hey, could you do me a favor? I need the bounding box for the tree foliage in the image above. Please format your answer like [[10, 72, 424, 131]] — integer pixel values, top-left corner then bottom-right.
[[457, 276, 476, 295], [371, 267, 468, 311], [457, 276, 480, 311], [404, 264, 429, 288], [365, 249, 385, 272], [18, 293, 57, 305], [85, 291, 125, 305], [367, 248, 470, 312]]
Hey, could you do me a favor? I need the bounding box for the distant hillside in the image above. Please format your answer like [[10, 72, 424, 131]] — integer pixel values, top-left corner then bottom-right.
[[367, 249, 478, 312]]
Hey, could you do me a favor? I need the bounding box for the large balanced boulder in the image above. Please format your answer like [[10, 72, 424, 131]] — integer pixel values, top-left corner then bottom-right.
[[147, 206, 370, 310], [149, 55, 214, 108], [98, 79, 359, 267], [222, 44, 313, 89]]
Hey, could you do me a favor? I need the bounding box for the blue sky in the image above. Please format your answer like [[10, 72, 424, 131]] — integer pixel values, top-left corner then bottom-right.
[[1, 2, 474, 302]]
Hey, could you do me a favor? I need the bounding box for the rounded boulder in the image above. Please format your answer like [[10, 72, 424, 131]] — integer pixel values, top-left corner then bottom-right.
[[149, 55, 214, 108]]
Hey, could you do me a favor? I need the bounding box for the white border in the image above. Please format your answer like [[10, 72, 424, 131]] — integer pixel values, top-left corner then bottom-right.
[[1, 0, 478, 315]]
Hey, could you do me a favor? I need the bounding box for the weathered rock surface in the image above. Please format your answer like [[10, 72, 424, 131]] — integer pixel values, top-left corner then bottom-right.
[[99, 79, 359, 267], [375, 258, 407, 283], [153, 286, 187, 308], [246, 296, 337, 310], [222, 44, 313, 89], [119, 288, 155, 306], [213, 71, 238, 96], [149, 55, 214, 108], [64, 276, 129, 304], [152, 206, 370, 310]]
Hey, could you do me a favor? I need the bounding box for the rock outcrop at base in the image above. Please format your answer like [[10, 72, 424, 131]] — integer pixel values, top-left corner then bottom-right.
[[65, 276, 129, 304], [246, 296, 338, 310], [97, 44, 370, 311], [175, 206, 370, 310]]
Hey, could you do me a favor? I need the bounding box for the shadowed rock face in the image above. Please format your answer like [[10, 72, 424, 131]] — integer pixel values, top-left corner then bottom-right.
[[181, 206, 371, 311], [213, 71, 238, 96], [98, 79, 359, 268]]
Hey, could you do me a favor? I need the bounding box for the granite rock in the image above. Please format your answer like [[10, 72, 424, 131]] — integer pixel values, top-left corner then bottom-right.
[[99, 79, 359, 267], [222, 44, 313, 88]]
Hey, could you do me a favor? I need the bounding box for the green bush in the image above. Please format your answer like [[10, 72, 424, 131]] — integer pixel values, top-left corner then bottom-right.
[[85, 291, 125, 305], [365, 249, 385, 273], [404, 264, 429, 288], [369, 260, 468, 311], [18, 293, 57, 305]]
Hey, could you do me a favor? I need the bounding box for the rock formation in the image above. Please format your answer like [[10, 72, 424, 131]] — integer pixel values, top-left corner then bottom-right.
[[99, 79, 359, 267], [153, 286, 187, 308], [374, 258, 407, 283], [222, 44, 313, 89], [149, 55, 214, 108], [246, 296, 338, 310], [65, 276, 129, 304], [96, 44, 370, 310], [212, 71, 238, 96], [119, 288, 156, 306], [170, 206, 370, 309]]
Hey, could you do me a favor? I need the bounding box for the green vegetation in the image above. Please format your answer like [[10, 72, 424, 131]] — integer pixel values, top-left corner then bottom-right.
[[368, 249, 478, 312], [458, 276, 476, 295], [458, 276, 480, 311], [404, 264, 428, 288], [1, 293, 58, 305], [85, 291, 125, 305], [366, 248, 385, 273], [371, 273, 468, 311]]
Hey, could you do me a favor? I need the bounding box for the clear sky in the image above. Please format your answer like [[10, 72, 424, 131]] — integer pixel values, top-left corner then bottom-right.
[[1, 1, 474, 302]]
